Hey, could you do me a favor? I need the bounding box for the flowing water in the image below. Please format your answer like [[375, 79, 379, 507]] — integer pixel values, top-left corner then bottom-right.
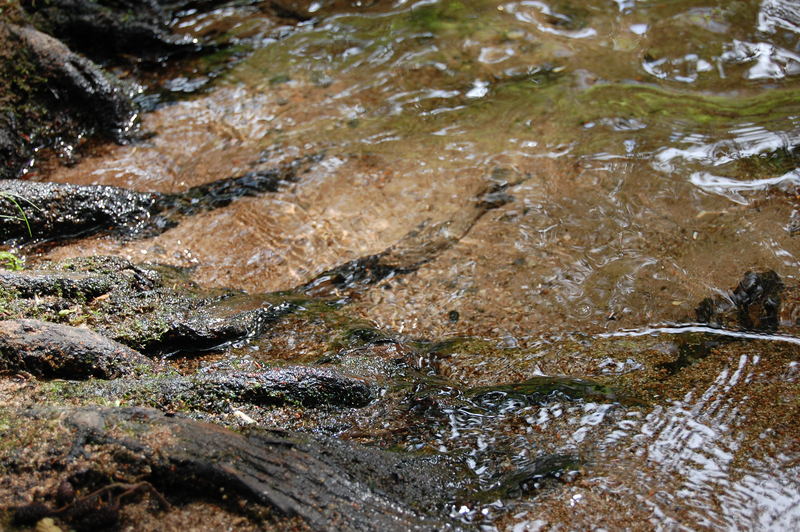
[[25, 0, 800, 528]]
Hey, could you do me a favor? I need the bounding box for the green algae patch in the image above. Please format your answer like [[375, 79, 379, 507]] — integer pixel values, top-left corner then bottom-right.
[[571, 83, 800, 127], [407, 1, 473, 35], [467, 376, 624, 406]]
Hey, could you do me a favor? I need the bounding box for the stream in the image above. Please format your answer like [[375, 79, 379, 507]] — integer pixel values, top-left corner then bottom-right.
[[18, 0, 800, 529]]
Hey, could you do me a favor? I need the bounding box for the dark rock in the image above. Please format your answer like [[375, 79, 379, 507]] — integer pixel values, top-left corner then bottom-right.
[[34, 406, 450, 530], [0, 114, 30, 181], [468, 376, 622, 408], [100, 366, 375, 409], [0, 269, 113, 299], [12, 502, 53, 526], [0, 257, 296, 356], [480, 454, 581, 500], [696, 270, 784, 331], [0, 23, 137, 179], [166, 155, 321, 216], [0, 179, 159, 241], [0, 157, 315, 243], [20, 0, 202, 62], [3, 23, 137, 139], [0, 319, 156, 379]]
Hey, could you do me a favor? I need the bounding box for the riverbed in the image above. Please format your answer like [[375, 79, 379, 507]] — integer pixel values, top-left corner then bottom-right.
[[21, 0, 800, 529]]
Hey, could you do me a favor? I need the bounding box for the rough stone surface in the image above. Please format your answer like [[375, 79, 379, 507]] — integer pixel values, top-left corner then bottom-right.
[[0, 257, 293, 355], [5, 23, 137, 135], [0, 269, 114, 299], [0, 319, 156, 379], [101, 366, 376, 409], [2, 406, 451, 531], [0, 22, 137, 178]]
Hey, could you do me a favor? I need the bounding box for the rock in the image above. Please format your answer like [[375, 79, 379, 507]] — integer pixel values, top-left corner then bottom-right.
[[0, 23, 137, 178], [2, 23, 137, 139], [303, 179, 516, 297], [0, 114, 30, 181], [20, 0, 202, 61], [696, 270, 784, 331], [467, 376, 623, 408], [0, 269, 114, 299], [479, 454, 581, 499], [3, 406, 451, 531], [0, 257, 296, 356], [0, 319, 156, 379], [0, 179, 159, 241], [0, 156, 315, 243], [167, 156, 318, 216], [98, 366, 375, 410]]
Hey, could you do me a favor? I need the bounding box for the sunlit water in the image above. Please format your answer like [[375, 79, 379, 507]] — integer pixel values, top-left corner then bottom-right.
[[27, 0, 800, 528]]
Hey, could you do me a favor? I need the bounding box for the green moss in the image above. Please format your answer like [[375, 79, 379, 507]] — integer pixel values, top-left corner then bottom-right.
[[572, 83, 800, 126]]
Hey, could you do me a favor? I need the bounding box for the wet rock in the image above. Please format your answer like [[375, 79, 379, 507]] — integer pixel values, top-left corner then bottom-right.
[[0, 180, 159, 241], [696, 270, 784, 331], [4, 23, 137, 136], [0, 23, 137, 178], [20, 0, 203, 61], [136, 304, 293, 356], [655, 334, 724, 375], [0, 269, 114, 299], [0, 319, 156, 379], [0, 257, 296, 356], [97, 366, 375, 409], [480, 454, 581, 500], [2, 406, 450, 530], [0, 114, 30, 182], [0, 157, 314, 243], [160, 154, 319, 220]]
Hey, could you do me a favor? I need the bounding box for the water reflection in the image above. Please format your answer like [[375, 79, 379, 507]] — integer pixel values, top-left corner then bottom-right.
[[690, 169, 800, 204]]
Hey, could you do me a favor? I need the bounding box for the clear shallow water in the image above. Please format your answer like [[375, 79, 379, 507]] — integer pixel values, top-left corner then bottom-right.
[[28, 0, 800, 528]]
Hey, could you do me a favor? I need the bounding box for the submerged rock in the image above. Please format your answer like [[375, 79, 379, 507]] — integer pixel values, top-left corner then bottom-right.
[[467, 376, 623, 408], [0, 319, 156, 379], [696, 270, 784, 331], [480, 454, 582, 500], [91, 366, 375, 410], [303, 179, 517, 297]]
